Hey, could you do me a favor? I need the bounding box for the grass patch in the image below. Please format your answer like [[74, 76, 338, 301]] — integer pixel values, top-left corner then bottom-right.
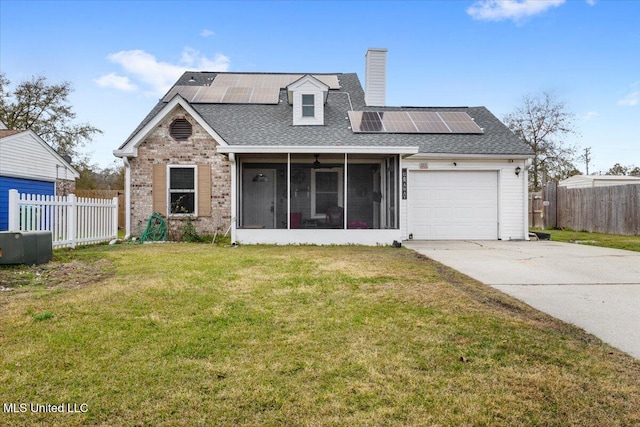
[[0, 245, 114, 295], [541, 229, 640, 252], [1, 244, 639, 426], [31, 311, 54, 322]]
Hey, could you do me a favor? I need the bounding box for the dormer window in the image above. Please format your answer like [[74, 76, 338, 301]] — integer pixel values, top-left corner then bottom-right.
[[287, 75, 329, 126], [302, 94, 315, 117]]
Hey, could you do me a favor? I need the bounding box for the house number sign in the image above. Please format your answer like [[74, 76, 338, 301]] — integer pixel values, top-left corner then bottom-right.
[[402, 169, 407, 200]]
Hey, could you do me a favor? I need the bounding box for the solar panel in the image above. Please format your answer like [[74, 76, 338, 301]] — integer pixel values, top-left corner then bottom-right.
[[348, 111, 384, 132], [348, 111, 484, 134], [408, 112, 450, 133], [162, 86, 202, 102], [164, 74, 340, 105], [191, 86, 227, 103], [211, 74, 340, 89], [212, 74, 241, 87], [347, 111, 360, 131], [361, 112, 384, 132], [272, 75, 299, 88], [438, 112, 483, 133], [222, 87, 252, 103], [250, 87, 280, 104], [379, 111, 417, 132], [163, 85, 280, 104], [313, 75, 340, 89]]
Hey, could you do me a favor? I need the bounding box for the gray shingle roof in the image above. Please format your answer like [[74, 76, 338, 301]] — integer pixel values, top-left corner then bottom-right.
[[121, 72, 533, 156]]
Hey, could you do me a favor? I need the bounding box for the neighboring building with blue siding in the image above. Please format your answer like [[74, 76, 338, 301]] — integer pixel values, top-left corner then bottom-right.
[[0, 176, 55, 230], [0, 126, 78, 231]]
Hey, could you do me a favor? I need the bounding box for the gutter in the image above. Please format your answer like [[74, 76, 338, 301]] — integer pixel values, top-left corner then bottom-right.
[[406, 153, 533, 160], [216, 145, 419, 155]]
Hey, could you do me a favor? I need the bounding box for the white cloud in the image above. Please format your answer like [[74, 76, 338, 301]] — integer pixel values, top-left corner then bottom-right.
[[180, 47, 230, 70], [97, 47, 231, 96], [93, 73, 138, 92], [107, 49, 186, 96], [199, 53, 231, 70], [180, 47, 198, 67], [200, 29, 215, 37], [618, 84, 640, 107], [618, 92, 639, 107], [585, 0, 596, 5], [582, 111, 600, 121], [467, 0, 565, 22]]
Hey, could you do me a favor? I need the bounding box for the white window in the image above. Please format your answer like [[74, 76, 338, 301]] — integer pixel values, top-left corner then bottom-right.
[[168, 166, 197, 215], [302, 94, 315, 117], [311, 168, 343, 218]]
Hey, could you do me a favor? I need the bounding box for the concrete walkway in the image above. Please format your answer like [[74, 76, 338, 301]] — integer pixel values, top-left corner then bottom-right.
[[404, 240, 640, 359]]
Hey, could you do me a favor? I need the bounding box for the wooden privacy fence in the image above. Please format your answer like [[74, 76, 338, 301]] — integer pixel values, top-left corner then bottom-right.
[[8, 189, 119, 248], [528, 191, 544, 229], [536, 182, 640, 235]]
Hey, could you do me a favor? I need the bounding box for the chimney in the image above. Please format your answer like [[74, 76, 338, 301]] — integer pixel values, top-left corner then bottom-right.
[[365, 48, 387, 107]]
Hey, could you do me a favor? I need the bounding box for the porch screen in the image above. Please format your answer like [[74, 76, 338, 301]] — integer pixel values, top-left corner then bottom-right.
[[313, 170, 340, 216]]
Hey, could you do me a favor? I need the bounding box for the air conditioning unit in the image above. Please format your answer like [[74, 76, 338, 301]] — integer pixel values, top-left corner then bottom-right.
[[0, 231, 53, 265]]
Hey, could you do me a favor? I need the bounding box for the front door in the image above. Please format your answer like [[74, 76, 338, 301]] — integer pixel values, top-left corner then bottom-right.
[[242, 169, 276, 228]]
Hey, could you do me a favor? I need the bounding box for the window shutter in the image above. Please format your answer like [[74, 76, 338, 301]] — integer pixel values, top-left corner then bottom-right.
[[152, 164, 167, 216], [197, 164, 212, 217]]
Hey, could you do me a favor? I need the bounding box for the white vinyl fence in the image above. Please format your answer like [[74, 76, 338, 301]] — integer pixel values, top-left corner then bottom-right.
[[8, 189, 119, 248]]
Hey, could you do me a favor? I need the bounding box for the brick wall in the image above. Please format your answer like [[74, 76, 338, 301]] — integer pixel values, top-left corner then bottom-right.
[[129, 106, 231, 239], [56, 179, 76, 196]]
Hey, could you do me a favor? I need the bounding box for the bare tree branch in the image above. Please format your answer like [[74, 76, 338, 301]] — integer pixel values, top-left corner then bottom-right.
[[504, 92, 579, 191], [0, 73, 102, 161]]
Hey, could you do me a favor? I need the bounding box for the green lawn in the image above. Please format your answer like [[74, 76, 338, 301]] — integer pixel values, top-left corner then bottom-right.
[[538, 229, 640, 252], [1, 243, 639, 426]]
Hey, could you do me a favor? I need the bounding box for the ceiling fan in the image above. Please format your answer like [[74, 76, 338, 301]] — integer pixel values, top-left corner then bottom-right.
[[313, 154, 337, 169]]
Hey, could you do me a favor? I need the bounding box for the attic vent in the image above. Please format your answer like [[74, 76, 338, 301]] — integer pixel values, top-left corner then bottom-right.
[[170, 118, 192, 140]]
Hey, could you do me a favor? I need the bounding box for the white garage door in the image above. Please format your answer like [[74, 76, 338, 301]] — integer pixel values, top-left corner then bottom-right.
[[409, 171, 498, 240]]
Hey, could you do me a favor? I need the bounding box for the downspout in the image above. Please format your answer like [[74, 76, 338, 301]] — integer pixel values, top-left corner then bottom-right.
[[123, 157, 132, 239], [395, 155, 400, 229], [229, 153, 237, 244], [399, 155, 406, 238], [343, 153, 348, 230], [523, 158, 532, 240], [287, 153, 291, 229]]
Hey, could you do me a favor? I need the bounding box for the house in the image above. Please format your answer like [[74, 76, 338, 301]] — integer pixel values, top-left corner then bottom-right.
[[115, 48, 533, 245], [559, 175, 640, 189], [0, 122, 79, 231]]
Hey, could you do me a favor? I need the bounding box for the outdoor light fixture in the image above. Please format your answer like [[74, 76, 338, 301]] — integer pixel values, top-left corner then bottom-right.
[[313, 154, 321, 169], [515, 166, 522, 177]]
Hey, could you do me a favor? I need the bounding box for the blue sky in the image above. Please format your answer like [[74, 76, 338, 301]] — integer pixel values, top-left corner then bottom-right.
[[1, 0, 638, 172]]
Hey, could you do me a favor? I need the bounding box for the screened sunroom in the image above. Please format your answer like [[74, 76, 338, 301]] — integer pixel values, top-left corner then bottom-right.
[[218, 147, 416, 245]]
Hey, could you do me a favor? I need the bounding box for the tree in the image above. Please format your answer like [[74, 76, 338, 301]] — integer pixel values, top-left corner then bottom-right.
[[0, 73, 101, 160], [75, 161, 125, 190], [605, 163, 629, 176], [605, 163, 640, 177], [504, 92, 578, 191]]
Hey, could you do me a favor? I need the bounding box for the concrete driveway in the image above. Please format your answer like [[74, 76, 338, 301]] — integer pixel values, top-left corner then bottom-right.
[[404, 240, 640, 359]]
